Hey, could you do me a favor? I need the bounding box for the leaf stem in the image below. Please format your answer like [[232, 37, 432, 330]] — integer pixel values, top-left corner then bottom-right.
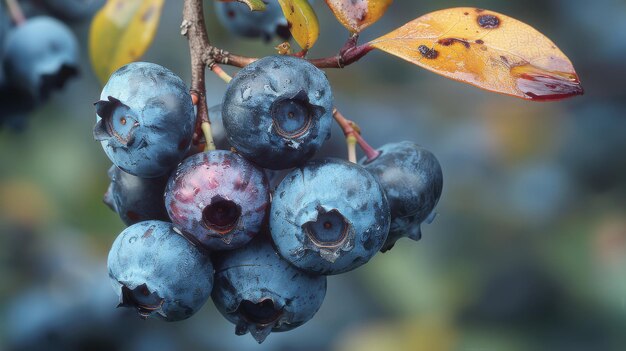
[[332, 108, 380, 163], [5, 0, 26, 25]]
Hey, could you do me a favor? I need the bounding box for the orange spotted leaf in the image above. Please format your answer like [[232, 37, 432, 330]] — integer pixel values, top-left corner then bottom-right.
[[324, 0, 393, 33], [278, 0, 319, 50], [369, 7, 584, 101]]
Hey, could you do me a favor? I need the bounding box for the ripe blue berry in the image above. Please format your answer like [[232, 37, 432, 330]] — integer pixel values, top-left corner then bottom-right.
[[360, 141, 443, 252], [215, 0, 300, 41], [165, 150, 270, 251], [3, 16, 79, 102], [212, 234, 327, 343], [270, 158, 390, 275], [222, 55, 333, 170], [107, 220, 213, 321], [104, 166, 169, 226], [40, 0, 105, 22], [94, 62, 195, 178]]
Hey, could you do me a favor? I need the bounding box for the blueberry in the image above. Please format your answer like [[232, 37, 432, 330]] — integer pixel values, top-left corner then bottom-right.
[[215, 0, 314, 41], [222, 55, 333, 170], [212, 234, 327, 343], [94, 62, 196, 178], [270, 158, 390, 275], [107, 220, 213, 321], [2, 16, 79, 102], [360, 141, 443, 252], [39, 0, 105, 22], [165, 150, 270, 251], [104, 166, 170, 226]]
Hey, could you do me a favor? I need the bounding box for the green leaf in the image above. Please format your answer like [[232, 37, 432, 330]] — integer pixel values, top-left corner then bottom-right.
[[89, 0, 165, 84]]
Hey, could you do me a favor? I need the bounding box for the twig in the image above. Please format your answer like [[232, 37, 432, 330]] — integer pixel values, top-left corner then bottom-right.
[[182, 0, 214, 149], [5, 0, 26, 25]]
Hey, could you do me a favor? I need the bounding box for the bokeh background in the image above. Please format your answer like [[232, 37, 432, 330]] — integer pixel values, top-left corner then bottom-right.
[[2, 0, 626, 350]]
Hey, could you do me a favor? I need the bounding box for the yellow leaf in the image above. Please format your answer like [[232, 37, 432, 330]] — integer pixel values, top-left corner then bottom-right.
[[325, 0, 393, 33], [89, 0, 164, 84], [277, 0, 319, 51], [217, 0, 267, 11], [369, 7, 584, 101]]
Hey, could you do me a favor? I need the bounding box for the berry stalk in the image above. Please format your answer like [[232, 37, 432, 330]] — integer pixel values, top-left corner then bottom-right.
[[182, 0, 214, 149], [346, 135, 357, 163], [332, 108, 380, 162], [211, 64, 233, 83], [5, 0, 26, 25]]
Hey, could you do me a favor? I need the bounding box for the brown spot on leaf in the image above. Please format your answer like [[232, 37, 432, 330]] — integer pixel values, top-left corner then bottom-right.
[[418, 45, 439, 59], [478, 14, 500, 29], [142, 5, 156, 22], [475, 8, 485, 13], [438, 38, 470, 49], [500, 55, 510, 66], [475, 39, 484, 44]]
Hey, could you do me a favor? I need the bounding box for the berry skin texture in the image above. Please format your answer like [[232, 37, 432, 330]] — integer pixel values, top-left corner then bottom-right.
[[360, 141, 443, 252], [104, 166, 170, 226], [222, 55, 334, 170], [165, 150, 270, 251], [107, 220, 213, 321], [215, 0, 293, 41], [94, 62, 195, 178], [212, 234, 327, 344], [270, 158, 390, 275], [3, 16, 79, 102], [40, 0, 105, 22]]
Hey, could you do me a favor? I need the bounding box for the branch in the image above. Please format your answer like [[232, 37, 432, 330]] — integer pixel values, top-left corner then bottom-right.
[[214, 42, 374, 69], [182, 0, 214, 150]]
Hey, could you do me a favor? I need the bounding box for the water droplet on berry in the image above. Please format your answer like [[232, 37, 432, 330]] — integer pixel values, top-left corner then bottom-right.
[[242, 87, 252, 101]]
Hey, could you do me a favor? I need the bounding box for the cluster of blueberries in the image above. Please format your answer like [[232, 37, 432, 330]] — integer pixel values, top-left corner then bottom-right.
[[99, 55, 443, 343], [0, 0, 104, 129]]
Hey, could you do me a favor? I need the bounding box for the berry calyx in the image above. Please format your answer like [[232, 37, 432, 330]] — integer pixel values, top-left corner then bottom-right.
[[165, 150, 270, 251], [270, 158, 390, 274], [107, 221, 213, 321], [222, 55, 334, 170], [94, 62, 195, 178]]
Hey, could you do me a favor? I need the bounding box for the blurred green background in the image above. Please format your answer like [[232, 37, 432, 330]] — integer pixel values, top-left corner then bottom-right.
[[2, 0, 626, 350]]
